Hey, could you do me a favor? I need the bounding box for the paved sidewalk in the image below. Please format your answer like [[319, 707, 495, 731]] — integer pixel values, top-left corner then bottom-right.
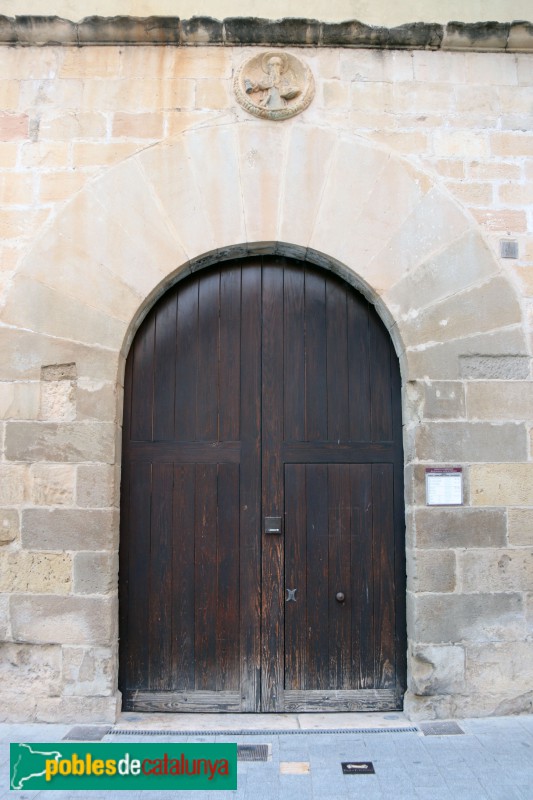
[[1, 714, 533, 800]]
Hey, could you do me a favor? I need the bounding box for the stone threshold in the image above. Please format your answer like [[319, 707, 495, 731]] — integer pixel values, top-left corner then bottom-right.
[[0, 15, 532, 51], [112, 711, 414, 733]]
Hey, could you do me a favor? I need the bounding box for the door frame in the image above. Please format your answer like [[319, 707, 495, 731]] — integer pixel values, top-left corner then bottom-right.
[[118, 245, 407, 713]]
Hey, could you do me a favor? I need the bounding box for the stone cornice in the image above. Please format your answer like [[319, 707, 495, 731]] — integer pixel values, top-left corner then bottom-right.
[[0, 15, 531, 51]]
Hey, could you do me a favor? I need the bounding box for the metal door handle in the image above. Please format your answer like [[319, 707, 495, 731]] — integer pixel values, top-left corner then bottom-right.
[[336, 592, 345, 602]]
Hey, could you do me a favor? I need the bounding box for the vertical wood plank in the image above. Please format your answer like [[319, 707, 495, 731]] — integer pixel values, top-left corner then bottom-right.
[[284, 465, 307, 691], [372, 463, 396, 688], [219, 266, 241, 442], [130, 313, 155, 442], [328, 464, 352, 689], [175, 279, 198, 441], [326, 280, 350, 442], [194, 463, 218, 690], [351, 464, 374, 688], [172, 464, 196, 691], [126, 461, 152, 689], [261, 260, 285, 711], [283, 265, 305, 441], [347, 294, 371, 442], [216, 462, 240, 691], [305, 270, 328, 441], [305, 464, 329, 689], [148, 462, 173, 689], [369, 311, 393, 442], [118, 352, 133, 691], [197, 271, 220, 441], [153, 291, 177, 441], [239, 262, 262, 711]]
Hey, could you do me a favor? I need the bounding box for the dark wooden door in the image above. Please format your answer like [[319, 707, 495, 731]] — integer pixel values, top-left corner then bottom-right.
[[119, 256, 405, 713]]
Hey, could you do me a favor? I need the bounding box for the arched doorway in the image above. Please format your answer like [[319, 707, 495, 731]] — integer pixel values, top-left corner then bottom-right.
[[119, 254, 406, 713]]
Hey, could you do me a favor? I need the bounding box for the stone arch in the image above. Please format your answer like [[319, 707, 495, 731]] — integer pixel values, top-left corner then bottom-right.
[[2, 119, 528, 720], [4, 119, 525, 383]]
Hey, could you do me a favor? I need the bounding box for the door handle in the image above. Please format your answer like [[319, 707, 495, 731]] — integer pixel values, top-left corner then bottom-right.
[[336, 592, 345, 603]]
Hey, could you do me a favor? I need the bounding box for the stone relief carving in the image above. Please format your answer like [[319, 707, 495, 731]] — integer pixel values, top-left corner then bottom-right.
[[234, 51, 315, 120]]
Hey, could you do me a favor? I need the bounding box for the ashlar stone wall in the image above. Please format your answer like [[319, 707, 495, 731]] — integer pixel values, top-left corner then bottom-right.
[[0, 43, 532, 722]]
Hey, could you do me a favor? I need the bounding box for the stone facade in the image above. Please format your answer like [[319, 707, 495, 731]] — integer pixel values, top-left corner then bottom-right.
[[0, 20, 532, 722]]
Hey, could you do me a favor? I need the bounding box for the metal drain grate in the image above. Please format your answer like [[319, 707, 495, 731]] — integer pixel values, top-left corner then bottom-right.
[[419, 721, 464, 736], [237, 744, 270, 761], [63, 726, 112, 741], [110, 726, 418, 737]]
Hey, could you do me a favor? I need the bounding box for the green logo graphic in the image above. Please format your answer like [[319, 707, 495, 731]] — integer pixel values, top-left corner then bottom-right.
[[10, 742, 237, 791]]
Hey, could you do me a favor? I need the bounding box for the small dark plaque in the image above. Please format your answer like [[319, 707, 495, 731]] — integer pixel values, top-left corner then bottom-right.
[[341, 761, 375, 775], [264, 516, 282, 534]]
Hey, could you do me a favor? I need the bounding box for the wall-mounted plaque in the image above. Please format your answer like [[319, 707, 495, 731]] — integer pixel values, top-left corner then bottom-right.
[[425, 467, 463, 506], [234, 51, 315, 121]]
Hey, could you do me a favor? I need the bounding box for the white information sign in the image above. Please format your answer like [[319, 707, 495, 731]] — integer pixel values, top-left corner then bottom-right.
[[425, 467, 463, 506]]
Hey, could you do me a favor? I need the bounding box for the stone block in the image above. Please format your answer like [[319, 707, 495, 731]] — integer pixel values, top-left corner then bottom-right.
[[0, 172, 34, 205], [0, 382, 40, 420], [412, 592, 524, 643], [416, 422, 526, 462], [39, 379, 76, 422], [39, 111, 107, 141], [0, 550, 71, 593], [77, 465, 118, 508], [0, 208, 49, 241], [35, 694, 119, 724], [30, 463, 75, 506], [73, 552, 118, 595], [471, 464, 533, 506], [2, 275, 127, 350], [0, 464, 29, 504], [39, 171, 88, 203], [0, 142, 18, 168], [409, 645, 465, 696], [77, 379, 116, 423], [466, 381, 533, 420], [472, 208, 527, 233], [407, 381, 465, 421], [415, 508, 506, 549], [459, 354, 530, 380], [112, 112, 164, 139], [466, 642, 533, 694], [21, 508, 117, 551], [527, 593, 533, 636], [62, 646, 116, 697], [0, 643, 61, 695], [0, 593, 9, 639], [10, 594, 117, 645], [508, 510, 533, 546], [401, 276, 521, 348], [407, 549, 456, 593], [491, 132, 533, 157], [5, 422, 116, 463], [0, 329, 119, 383], [459, 549, 533, 592], [433, 130, 489, 159], [19, 142, 69, 169], [0, 691, 37, 722], [72, 142, 140, 168], [0, 112, 28, 142], [196, 79, 231, 110], [60, 47, 122, 79], [0, 509, 19, 545], [403, 691, 453, 721]]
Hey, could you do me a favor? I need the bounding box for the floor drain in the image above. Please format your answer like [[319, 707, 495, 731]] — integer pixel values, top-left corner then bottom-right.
[[238, 744, 270, 762], [63, 726, 112, 741], [110, 727, 418, 736], [419, 721, 464, 736]]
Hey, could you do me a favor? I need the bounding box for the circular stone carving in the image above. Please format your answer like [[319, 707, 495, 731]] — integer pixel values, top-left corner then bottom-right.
[[234, 51, 315, 121]]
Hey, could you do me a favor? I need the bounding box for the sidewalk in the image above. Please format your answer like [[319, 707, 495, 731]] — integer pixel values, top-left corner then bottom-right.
[[2, 712, 532, 800]]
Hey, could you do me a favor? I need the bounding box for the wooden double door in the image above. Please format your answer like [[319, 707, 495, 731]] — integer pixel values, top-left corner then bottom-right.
[[119, 256, 406, 712]]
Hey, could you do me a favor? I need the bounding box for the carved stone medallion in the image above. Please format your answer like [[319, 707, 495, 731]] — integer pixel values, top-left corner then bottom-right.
[[234, 51, 315, 121]]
